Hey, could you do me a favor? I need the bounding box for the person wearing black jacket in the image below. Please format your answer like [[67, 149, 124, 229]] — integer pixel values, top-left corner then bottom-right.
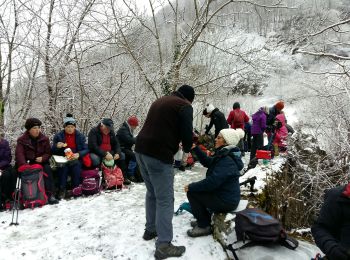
[[88, 118, 130, 185], [116, 116, 139, 182], [135, 85, 195, 259], [311, 185, 350, 260], [203, 104, 229, 138]]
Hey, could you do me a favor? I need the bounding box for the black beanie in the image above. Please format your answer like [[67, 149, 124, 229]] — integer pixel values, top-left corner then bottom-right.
[[233, 102, 240, 109], [25, 118, 42, 130], [178, 85, 195, 103]]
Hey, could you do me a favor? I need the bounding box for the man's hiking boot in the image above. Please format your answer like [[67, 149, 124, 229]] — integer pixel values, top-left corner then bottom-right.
[[190, 220, 197, 227], [129, 176, 137, 182], [123, 178, 131, 185], [154, 243, 186, 259], [48, 195, 59, 205], [187, 226, 212, 237], [142, 229, 157, 241], [58, 189, 66, 200]]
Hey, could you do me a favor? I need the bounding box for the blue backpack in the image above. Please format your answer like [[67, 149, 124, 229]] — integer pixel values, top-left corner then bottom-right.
[[227, 208, 298, 260]]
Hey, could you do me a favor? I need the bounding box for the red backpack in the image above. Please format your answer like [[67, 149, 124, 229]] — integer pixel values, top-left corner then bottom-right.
[[18, 164, 48, 209], [81, 168, 101, 195], [101, 164, 124, 189], [232, 110, 245, 129]]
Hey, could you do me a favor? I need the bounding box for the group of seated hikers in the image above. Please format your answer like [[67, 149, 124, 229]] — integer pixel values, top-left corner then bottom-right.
[[0, 114, 142, 209]]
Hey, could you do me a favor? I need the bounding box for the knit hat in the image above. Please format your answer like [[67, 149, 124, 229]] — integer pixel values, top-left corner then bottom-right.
[[206, 104, 215, 114], [178, 85, 195, 103], [220, 128, 244, 146], [25, 118, 42, 130], [101, 118, 114, 130], [233, 102, 240, 109], [275, 101, 284, 111], [63, 113, 76, 127], [127, 116, 139, 127]]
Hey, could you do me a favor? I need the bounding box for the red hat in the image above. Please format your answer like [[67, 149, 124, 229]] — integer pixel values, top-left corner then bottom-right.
[[127, 116, 139, 127], [275, 101, 284, 111]]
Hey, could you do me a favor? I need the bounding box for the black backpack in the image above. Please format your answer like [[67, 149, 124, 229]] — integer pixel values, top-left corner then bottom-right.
[[227, 208, 298, 260]]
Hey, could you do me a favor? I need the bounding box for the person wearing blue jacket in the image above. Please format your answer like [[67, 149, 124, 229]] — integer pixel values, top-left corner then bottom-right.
[[52, 114, 88, 199], [185, 128, 244, 237]]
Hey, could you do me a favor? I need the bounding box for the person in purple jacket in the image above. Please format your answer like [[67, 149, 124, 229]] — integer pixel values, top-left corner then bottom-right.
[[0, 134, 16, 210], [249, 107, 269, 165]]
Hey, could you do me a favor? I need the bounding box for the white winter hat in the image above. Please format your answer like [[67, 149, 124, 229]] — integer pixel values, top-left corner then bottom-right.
[[220, 128, 245, 146], [206, 104, 215, 113]]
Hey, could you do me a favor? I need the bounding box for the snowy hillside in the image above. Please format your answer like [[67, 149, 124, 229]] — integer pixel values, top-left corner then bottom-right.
[[0, 163, 321, 260]]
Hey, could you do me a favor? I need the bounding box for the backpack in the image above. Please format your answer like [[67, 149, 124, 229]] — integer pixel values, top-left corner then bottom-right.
[[232, 110, 244, 129], [18, 164, 48, 209], [80, 168, 101, 195], [101, 164, 124, 189], [227, 208, 298, 260]]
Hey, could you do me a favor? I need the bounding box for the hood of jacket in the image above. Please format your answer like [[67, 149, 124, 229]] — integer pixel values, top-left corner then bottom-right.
[[216, 145, 244, 171]]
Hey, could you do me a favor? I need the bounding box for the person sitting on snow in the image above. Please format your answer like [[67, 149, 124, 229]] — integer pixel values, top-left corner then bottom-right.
[[15, 118, 59, 205], [88, 118, 131, 185], [184, 128, 244, 237], [203, 104, 228, 138], [312, 184, 350, 260], [116, 116, 140, 182], [52, 114, 89, 199], [0, 134, 16, 210]]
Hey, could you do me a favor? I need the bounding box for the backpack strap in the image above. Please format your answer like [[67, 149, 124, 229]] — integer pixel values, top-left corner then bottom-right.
[[226, 240, 257, 260], [279, 231, 299, 250]]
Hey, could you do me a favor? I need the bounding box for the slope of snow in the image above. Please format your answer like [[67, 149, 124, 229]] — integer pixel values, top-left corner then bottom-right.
[[0, 164, 321, 260]]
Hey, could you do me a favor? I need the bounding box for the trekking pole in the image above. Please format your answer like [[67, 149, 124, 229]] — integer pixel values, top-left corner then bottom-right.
[[10, 177, 21, 226]]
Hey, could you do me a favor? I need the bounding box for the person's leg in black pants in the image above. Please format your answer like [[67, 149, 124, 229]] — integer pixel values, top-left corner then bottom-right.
[[42, 163, 59, 204], [1, 166, 17, 203], [187, 191, 237, 228], [250, 133, 264, 162]]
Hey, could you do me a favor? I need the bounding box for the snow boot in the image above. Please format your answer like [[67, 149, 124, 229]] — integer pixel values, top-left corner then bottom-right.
[[154, 243, 186, 259], [142, 229, 157, 241], [187, 226, 212, 237]]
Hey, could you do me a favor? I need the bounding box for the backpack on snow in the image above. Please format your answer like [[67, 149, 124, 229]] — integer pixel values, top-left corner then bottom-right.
[[18, 164, 48, 209], [101, 164, 124, 189], [227, 208, 298, 260], [80, 168, 101, 195]]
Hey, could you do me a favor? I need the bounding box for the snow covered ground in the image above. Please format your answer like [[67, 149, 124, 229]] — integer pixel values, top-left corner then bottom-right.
[[0, 163, 321, 260]]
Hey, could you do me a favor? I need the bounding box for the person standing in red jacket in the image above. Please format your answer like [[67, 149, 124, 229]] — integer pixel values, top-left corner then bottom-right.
[[15, 118, 58, 204], [227, 102, 249, 155]]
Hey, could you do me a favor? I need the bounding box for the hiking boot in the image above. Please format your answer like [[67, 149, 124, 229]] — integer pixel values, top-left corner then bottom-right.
[[142, 229, 157, 240], [187, 226, 212, 237], [190, 220, 197, 227], [58, 189, 66, 200], [154, 243, 186, 259], [178, 165, 186, 172], [129, 176, 137, 182], [48, 195, 59, 205], [123, 178, 131, 185]]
